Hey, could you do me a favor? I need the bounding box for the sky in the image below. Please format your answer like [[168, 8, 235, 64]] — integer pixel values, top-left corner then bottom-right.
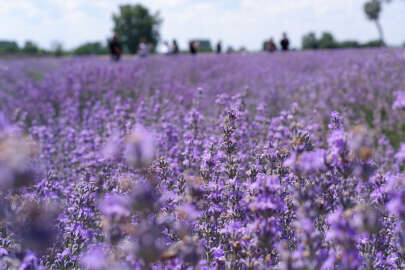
[[0, 0, 404, 51]]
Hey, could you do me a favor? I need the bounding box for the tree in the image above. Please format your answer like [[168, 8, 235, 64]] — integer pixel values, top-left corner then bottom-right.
[[74, 42, 108, 55], [191, 40, 213, 53], [364, 0, 385, 45], [0, 41, 19, 54], [361, 40, 385, 47], [238, 46, 247, 53], [51, 41, 64, 57], [339, 40, 360, 48], [302, 32, 318, 50], [262, 41, 269, 51], [226, 46, 235, 54], [318, 32, 338, 49], [22, 41, 39, 54], [112, 4, 162, 54]]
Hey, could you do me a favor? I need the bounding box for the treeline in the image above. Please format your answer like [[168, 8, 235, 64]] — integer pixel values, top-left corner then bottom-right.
[[0, 40, 50, 55], [0, 39, 228, 56], [1, 34, 403, 57], [0, 40, 110, 57], [301, 32, 385, 50]]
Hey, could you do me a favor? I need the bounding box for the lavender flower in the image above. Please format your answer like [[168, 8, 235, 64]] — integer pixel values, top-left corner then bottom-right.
[[0, 49, 404, 269], [328, 111, 343, 130]]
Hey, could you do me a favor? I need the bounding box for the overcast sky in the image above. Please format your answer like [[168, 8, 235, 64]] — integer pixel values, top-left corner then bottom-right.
[[0, 0, 404, 51]]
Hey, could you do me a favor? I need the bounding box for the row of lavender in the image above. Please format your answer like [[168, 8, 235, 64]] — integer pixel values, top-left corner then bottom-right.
[[0, 49, 404, 269]]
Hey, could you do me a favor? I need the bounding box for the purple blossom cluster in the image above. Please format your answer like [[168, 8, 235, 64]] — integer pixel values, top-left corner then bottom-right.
[[0, 49, 404, 269]]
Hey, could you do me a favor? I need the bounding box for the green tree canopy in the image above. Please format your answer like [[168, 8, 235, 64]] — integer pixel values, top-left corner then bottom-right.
[[22, 41, 39, 54], [302, 32, 318, 50], [364, 0, 381, 20], [191, 40, 213, 53], [51, 41, 64, 57], [363, 0, 404, 45], [318, 32, 338, 49], [112, 4, 162, 54], [74, 42, 108, 55], [301, 31, 383, 50], [364, 0, 385, 44], [0, 41, 19, 54], [339, 40, 360, 49]]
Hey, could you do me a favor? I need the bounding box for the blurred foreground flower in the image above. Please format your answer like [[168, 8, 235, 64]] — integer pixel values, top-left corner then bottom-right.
[[325, 207, 363, 270], [80, 246, 107, 270], [162, 236, 202, 267], [0, 133, 38, 190], [347, 125, 374, 162], [12, 200, 59, 254], [101, 131, 121, 160], [130, 180, 159, 213], [284, 149, 326, 173], [124, 124, 155, 168], [100, 194, 130, 219], [134, 221, 166, 266], [387, 188, 405, 220], [99, 194, 131, 245], [393, 91, 405, 111], [395, 143, 405, 164]]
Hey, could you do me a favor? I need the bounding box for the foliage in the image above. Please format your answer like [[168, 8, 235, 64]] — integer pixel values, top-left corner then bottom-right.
[[302, 32, 319, 50], [112, 4, 162, 54], [226, 46, 235, 53], [363, 0, 386, 44], [339, 40, 361, 48], [318, 32, 338, 49], [51, 41, 64, 57], [364, 0, 382, 20], [73, 42, 108, 55], [0, 40, 51, 56], [302, 32, 384, 50], [191, 39, 213, 53], [22, 41, 39, 54], [0, 40, 19, 54], [262, 41, 268, 51]]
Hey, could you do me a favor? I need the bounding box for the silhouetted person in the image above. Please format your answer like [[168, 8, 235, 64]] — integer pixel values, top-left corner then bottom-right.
[[267, 38, 277, 53], [138, 38, 149, 57], [189, 41, 198, 55], [216, 41, 222, 54], [280, 33, 290, 51], [172, 39, 179, 54], [109, 34, 122, 61]]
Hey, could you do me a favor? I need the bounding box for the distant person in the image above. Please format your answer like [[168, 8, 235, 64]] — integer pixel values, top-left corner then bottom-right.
[[172, 39, 179, 54], [138, 38, 149, 57], [108, 34, 122, 61], [267, 38, 277, 53], [280, 32, 290, 51], [189, 41, 198, 55], [216, 41, 222, 54]]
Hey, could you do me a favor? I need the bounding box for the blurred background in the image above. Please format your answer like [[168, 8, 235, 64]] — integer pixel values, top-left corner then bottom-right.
[[0, 0, 404, 56]]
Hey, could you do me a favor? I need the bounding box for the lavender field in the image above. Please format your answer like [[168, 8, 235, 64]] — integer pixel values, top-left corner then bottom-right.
[[1, 49, 405, 269]]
